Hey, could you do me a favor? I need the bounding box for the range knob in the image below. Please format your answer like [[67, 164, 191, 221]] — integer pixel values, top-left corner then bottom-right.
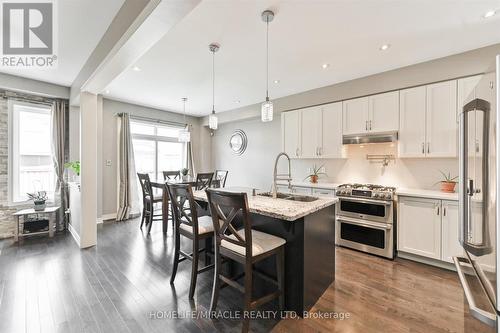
[[373, 193, 379, 198]]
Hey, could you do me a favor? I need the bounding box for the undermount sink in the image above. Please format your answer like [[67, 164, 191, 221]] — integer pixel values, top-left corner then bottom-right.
[[258, 192, 319, 202]]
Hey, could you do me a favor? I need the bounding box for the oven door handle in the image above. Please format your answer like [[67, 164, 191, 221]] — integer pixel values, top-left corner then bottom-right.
[[337, 217, 392, 230], [339, 197, 392, 205]]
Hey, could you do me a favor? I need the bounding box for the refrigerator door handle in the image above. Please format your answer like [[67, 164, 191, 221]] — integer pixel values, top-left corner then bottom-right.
[[459, 98, 492, 256], [453, 256, 496, 327]]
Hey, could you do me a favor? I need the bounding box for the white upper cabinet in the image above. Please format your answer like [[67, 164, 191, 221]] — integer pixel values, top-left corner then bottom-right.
[[281, 102, 343, 159], [425, 80, 457, 157], [343, 92, 399, 135], [300, 106, 321, 158], [399, 79, 458, 158], [282, 110, 301, 158], [368, 91, 399, 133], [319, 102, 343, 158], [342, 97, 369, 135], [399, 86, 427, 157]]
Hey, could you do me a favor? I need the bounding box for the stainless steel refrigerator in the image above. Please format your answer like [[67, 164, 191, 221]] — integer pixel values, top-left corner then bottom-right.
[[454, 55, 499, 332]]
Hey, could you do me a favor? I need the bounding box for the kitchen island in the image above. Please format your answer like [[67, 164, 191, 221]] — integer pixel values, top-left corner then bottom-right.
[[193, 188, 337, 315]]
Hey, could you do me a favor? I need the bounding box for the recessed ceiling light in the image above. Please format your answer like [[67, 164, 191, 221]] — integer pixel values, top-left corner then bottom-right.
[[104, 89, 110, 94], [322, 63, 330, 69], [484, 10, 496, 18], [379, 44, 390, 51], [132, 66, 141, 71], [235, 100, 241, 103], [274, 79, 280, 84]]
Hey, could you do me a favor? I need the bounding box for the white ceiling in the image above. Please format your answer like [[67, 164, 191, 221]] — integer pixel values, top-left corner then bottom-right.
[[105, 0, 500, 116], [0, 0, 125, 86]]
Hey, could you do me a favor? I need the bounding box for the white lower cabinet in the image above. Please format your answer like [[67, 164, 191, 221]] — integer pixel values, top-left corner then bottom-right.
[[398, 197, 442, 260], [398, 197, 463, 264], [312, 188, 335, 196]]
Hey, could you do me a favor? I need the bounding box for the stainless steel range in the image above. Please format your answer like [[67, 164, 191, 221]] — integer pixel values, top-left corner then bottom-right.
[[335, 183, 396, 259]]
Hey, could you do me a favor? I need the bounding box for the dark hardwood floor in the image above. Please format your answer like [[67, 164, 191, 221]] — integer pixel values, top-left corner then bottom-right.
[[0, 217, 493, 333]]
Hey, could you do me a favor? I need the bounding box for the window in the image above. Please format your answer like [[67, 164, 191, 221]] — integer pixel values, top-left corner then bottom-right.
[[131, 120, 185, 182], [9, 101, 55, 203]]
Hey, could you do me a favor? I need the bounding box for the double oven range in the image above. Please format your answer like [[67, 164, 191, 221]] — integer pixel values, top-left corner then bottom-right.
[[335, 183, 396, 259]]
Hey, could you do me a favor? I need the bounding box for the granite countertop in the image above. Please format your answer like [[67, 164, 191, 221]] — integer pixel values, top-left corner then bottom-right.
[[396, 188, 459, 201], [193, 188, 338, 222]]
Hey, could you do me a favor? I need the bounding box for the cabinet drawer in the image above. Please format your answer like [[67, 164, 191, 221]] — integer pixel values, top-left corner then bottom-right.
[[292, 186, 313, 195], [312, 188, 334, 196]]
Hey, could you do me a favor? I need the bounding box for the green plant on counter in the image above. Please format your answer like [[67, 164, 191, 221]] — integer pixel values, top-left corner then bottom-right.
[[435, 170, 458, 185], [64, 161, 80, 176], [304, 164, 327, 183]]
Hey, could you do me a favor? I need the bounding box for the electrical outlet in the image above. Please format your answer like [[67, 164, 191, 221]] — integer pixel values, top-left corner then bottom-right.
[[105, 159, 112, 167], [307, 167, 312, 173], [320, 166, 326, 173]]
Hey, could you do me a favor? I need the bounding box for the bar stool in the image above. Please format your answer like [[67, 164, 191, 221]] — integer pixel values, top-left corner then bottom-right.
[[214, 170, 228, 188], [167, 183, 215, 299], [206, 188, 285, 333]]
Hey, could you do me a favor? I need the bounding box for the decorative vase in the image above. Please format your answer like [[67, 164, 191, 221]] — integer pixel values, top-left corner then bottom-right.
[[440, 181, 456, 193], [34, 201, 46, 211], [310, 175, 318, 184]]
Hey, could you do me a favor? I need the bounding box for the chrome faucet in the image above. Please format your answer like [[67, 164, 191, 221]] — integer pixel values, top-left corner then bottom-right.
[[271, 152, 292, 199]]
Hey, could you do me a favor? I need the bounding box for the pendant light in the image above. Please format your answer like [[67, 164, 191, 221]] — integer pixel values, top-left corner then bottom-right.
[[261, 10, 275, 122], [178, 97, 190, 142], [208, 43, 220, 130]]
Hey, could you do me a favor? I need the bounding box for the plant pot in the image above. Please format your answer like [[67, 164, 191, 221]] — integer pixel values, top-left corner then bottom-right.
[[440, 181, 456, 193], [310, 175, 318, 184], [33, 201, 46, 211]]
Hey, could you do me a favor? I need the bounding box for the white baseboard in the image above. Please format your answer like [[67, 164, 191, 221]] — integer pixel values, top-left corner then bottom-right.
[[397, 251, 456, 271], [68, 223, 81, 247], [100, 213, 117, 221]]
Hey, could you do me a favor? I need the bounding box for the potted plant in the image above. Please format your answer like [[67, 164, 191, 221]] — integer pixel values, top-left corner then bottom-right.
[[304, 164, 327, 184], [64, 161, 80, 181], [181, 168, 189, 180], [436, 170, 458, 193], [27, 191, 48, 211]]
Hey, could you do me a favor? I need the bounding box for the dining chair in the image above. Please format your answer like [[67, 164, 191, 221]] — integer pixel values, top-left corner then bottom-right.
[[195, 172, 214, 190], [214, 170, 228, 188], [206, 188, 285, 333], [163, 170, 180, 181], [137, 173, 164, 234], [167, 183, 215, 299]]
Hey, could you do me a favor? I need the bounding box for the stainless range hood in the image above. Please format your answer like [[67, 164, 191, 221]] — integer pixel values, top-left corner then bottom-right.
[[342, 131, 398, 145]]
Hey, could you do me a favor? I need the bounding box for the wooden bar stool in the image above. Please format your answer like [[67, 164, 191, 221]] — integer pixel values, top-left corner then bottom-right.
[[137, 173, 164, 234], [206, 188, 285, 333], [167, 183, 215, 299]]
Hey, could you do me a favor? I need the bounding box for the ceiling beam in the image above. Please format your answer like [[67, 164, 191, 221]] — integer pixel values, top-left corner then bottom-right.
[[70, 0, 201, 105]]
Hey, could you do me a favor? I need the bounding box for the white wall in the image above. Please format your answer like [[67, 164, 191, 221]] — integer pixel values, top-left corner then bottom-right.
[[212, 115, 281, 191]]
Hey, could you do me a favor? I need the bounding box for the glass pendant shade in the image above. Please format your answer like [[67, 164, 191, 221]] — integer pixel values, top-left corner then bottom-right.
[[261, 99, 273, 122], [209, 112, 218, 130], [178, 127, 190, 142]]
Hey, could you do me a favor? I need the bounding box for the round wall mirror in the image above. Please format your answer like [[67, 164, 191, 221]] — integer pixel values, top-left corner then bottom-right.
[[229, 129, 247, 155]]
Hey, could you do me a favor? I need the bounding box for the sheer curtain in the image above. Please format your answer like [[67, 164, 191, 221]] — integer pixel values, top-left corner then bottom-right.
[[185, 125, 196, 176], [51, 100, 68, 230], [116, 113, 139, 221]]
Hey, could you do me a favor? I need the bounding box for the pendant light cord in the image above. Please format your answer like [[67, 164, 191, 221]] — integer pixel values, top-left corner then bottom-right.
[[266, 18, 269, 100], [212, 50, 215, 114]]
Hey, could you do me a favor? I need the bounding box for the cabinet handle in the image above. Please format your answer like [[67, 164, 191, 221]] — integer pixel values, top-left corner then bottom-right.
[[476, 141, 480, 153], [422, 142, 425, 154], [436, 205, 440, 215], [295, 148, 299, 157], [369, 120, 372, 130], [365, 120, 368, 131], [443, 206, 447, 217], [427, 142, 430, 154]]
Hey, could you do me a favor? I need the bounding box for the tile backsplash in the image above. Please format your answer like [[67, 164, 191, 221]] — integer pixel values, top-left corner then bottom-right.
[[291, 143, 458, 189]]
